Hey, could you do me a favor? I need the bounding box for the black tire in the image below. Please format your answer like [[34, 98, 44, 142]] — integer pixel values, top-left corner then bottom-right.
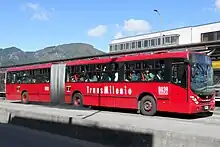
[[21, 92, 29, 104], [72, 93, 83, 107], [140, 95, 157, 116]]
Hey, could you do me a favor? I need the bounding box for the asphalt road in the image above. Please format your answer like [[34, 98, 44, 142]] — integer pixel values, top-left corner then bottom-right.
[[0, 123, 108, 147]]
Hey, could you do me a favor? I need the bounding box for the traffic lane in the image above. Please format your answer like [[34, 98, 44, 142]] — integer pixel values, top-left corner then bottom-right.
[[0, 123, 108, 147]]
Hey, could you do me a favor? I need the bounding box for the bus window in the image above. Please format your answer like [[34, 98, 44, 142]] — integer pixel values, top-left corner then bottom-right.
[[110, 63, 119, 82], [124, 62, 141, 81], [171, 62, 187, 88], [141, 60, 165, 82]]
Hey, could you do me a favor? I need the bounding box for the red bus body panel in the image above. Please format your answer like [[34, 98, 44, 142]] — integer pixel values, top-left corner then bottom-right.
[[65, 82, 189, 113]]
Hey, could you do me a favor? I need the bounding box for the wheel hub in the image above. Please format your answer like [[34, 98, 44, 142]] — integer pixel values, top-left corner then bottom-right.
[[144, 101, 152, 111], [74, 97, 81, 106]]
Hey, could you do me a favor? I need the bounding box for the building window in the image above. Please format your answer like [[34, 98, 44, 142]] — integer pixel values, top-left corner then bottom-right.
[[126, 43, 129, 49], [171, 36, 179, 44], [138, 41, 142, 48], [157, 38, 161, 45], [144, 40, 148, 47], [114, 44, 118, 51], [151, 39, 155, 46], [202, 31, 216, 42], [162, 37, 165, 45], [109, 45, 113, 51], [120, 44, 123, 50], [217, 31, 220, 40], [132, 42, 136, 49], [165, 36, 171, 44]]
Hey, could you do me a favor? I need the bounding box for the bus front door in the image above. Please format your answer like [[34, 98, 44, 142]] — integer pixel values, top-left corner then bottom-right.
[[50, 64, 66, 104]]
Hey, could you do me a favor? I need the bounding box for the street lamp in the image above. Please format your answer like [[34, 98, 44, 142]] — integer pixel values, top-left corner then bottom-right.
[[154, 9, 163, 46]]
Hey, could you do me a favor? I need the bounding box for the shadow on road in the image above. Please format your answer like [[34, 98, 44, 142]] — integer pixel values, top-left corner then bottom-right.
[[8, 116, 153, 147], [10, 101, 213, 119], [91, 107, 213, 120]]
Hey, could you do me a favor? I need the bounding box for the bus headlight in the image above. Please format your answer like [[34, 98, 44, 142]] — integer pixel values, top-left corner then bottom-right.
[[190, 96, 199, 104]]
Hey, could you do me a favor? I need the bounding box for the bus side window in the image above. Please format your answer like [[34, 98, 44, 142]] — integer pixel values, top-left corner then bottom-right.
[[6, 72, 14, 84], [142, 61, 155, 82], [154, 60, 165, 81], [111, 63, 119, 82], [171, 62, 187, 88], [100, 64, 111, 82], [88, 64, 98, 82]]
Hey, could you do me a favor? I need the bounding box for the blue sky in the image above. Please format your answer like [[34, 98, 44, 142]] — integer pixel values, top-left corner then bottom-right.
[[0, 0, 220, 52]]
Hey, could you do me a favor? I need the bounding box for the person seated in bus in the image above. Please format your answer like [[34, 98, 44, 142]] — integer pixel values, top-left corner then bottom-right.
[[45, 76, 50, 83], [71, 74, 79, 82], [78, 69, 86, 82], [32, 78, 36, 83], [154, 70, 163, 81], [88, 73, 98, 82], [101, 65, 111, 81], [125, 72, 132, 81], [142, 70, 155, 81], [131, 70, 140, 81], [84, 73, 90, 82]]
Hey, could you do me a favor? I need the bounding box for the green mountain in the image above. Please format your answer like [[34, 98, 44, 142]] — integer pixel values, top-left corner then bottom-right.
[[0, 43, 105, 66]]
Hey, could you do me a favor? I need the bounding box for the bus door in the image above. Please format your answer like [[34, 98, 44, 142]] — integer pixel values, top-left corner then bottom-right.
[[156, 59, 187, 112], [50, 63, 66, 104], [154, 59, 172, 111], [169, 59, 188, 111]]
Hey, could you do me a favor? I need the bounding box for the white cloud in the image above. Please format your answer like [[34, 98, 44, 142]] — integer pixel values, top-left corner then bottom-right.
[[31, 12, 49, 21], [113, 19, 151, 39], [123, 19, 151, 34], [114, 32, 123, 39], [25, 3, 39, 11], [216, 0, 220, 9], [88, 25, 107, 37], [22, 2, 52, 21]]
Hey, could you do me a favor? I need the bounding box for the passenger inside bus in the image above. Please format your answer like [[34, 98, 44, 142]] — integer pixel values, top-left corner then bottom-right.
[[131, 70, 141, 81], [142, 70, 155, 81]]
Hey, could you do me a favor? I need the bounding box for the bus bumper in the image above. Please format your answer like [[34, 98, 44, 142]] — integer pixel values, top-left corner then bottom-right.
[[190, 102, 215, 114]]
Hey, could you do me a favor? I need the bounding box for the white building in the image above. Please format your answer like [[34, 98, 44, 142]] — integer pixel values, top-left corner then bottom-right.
[[108, 21, 220, 53]]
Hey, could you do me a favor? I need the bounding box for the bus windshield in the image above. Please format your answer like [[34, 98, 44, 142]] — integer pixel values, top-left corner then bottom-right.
[[190, 53, 214, 95]]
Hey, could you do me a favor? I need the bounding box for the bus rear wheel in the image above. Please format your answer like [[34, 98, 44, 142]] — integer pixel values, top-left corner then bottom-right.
[[21, 92, 29, 104], [140, 95, 156, 116], [72, 93, 83, 108]]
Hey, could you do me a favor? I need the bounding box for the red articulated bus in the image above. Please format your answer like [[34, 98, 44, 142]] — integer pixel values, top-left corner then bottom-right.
[[4, 51, 215, 116]]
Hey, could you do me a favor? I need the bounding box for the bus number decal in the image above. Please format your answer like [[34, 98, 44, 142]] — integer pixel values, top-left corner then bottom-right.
[[158, 86, 168, 95]]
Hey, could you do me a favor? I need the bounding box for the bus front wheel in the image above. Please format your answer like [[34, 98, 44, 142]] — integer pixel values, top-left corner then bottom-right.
[[140, 95, 156, 116]]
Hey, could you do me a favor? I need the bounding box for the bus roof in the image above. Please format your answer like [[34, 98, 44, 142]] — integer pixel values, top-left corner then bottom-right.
[[66, 51, 190, 66], [6, 51, 194, 71], [7, 63, 52, 72]]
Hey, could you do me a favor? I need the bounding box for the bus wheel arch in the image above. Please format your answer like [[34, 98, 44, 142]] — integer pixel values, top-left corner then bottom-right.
[[137, 92, 157, 116], [21, 90, 29, 104], [72, 91, 83, 107]]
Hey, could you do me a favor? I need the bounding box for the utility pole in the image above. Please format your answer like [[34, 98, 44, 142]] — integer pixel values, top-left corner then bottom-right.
[[154, 9, 163, 46]]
